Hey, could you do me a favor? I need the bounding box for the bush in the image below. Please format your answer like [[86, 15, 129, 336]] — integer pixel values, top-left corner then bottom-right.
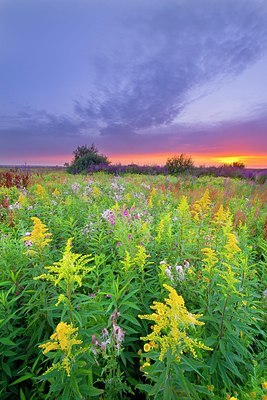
[[67, 144, 110, 174], [232, 161, 245, 168], [165, 153, 194, 174]]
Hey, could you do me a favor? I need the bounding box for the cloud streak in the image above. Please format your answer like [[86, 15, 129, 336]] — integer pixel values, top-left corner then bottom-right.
[[75, 0, 267, 134]]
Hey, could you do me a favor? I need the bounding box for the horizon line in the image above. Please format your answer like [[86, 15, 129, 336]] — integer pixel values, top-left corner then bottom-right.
[[1, 163, 266, 170]]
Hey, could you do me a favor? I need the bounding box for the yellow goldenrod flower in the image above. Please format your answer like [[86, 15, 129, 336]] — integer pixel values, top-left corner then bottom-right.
[[144, 343, 151, 352], [262, 395, 267, 400], [18, 193, 28, 205], [23, 217, 52, 254], [121, 251, 133, 272], [214, 204, 225, 224], [124, 193, 131, 203], [224, 233, 241, 260], [148, 187, 156, 208], [156, 213, 171, 244], [52, 188, 60, 197], [218, 264, 239, 294], [214, 204, 232, 226], [262, 382, 267, 390], [207, 385, 214, 392], [192, 189, 211, 221], [35, 238, 94, 292], [141, 362, 151, 368], [139, 284, 212, 361], [36, 183, 46, 197], [55, 294, 67, 307], [201, 247, 218, 270], [39, 321, 82, 376], [93, 186, 101, 197], [134, 245, 151, 272], [178, 195, 190, 215]]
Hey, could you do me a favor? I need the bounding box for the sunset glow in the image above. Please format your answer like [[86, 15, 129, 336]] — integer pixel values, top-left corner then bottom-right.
[[2, 153, 266, 169], [109, 153, 267, 168]]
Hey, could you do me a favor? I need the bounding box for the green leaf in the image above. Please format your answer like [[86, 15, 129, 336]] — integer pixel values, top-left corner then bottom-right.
[[85, 386, 104, 396], [2, 363, 12, 377], [163, 383, 176, 400], [219, 339, 227, 357], [210, 351, 219, 374], [10, 373, 35, 385], [20, 388, 27, 400], [0, 281, 11, 287], [122, 313, 141, 326], [136, 383, 153, 394], [173, 363, 199, 398], [181, 356, 205, 378], [0, 337, 16, 346], [2, 350, 16, 357], [224, 355, 243, 379], [123, 301, 140, 311]]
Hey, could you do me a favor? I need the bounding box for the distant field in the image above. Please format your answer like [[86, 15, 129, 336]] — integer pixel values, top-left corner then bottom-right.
[[0, 165, 66, 173], [0, 163, 267, 179]]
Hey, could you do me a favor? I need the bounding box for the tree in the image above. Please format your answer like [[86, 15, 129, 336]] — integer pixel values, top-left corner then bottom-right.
[[222, 161, 246, 169], [165, 154, 194, 174], [67, 144, 110, 174], [73, 144, 97, 161], [232, 161, 245, 169]]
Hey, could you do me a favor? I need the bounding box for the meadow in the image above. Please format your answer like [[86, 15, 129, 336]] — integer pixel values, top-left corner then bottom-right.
[[0, 171, 266, 399]]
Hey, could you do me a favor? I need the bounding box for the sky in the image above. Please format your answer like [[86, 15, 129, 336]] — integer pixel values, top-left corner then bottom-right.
[[0, 0, 267, 168]]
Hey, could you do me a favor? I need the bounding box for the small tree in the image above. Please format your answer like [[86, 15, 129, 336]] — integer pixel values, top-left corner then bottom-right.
[[222, 161, 246, 169], [232, 161, 245, 169], [166, 154, 194, 175], [67, 144, 110, 174]]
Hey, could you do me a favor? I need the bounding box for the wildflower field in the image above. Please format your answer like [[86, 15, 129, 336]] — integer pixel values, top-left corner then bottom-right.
[[0, 171, 266, 399]]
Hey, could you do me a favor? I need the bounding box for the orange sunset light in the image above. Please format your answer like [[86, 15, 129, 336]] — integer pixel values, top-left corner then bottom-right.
[[109, 153, 267, 168], [14, 152, 266, 169], [211, 155, 267, 168], [214, 156, 245, 165]]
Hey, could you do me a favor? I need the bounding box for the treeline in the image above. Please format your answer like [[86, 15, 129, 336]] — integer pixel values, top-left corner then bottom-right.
[[65, 144, 267, 183]]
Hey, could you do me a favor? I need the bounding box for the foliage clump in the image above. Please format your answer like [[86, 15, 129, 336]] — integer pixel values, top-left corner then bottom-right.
[[67, 144, 110, 174], [0, 169, 31, 188], [165, 153, 194, 174]]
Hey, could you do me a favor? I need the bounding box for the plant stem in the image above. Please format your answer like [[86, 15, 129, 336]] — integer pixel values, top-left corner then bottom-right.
[[67, 282, 73, 324], [219, 293, 229, 340]]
